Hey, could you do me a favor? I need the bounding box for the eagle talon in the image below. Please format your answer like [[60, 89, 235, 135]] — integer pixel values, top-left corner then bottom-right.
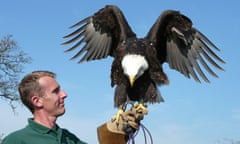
[[134, 103, 148, 114], [112, 109, 124, 123]]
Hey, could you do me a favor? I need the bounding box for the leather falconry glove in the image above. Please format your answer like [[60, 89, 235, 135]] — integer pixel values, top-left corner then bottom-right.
[[97, 104, 148, 144]]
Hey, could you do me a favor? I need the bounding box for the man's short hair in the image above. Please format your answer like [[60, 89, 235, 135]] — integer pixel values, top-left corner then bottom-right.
[[18, 70, 56, 113]]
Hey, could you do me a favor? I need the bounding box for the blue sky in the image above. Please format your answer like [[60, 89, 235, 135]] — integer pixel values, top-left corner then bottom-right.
[[1, 0, 239, 144]]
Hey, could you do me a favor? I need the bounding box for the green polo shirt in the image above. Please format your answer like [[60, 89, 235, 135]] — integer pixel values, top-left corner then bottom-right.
[[2, 118, 87, 144]]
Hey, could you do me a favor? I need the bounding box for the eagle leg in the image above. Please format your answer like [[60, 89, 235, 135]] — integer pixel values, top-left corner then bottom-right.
[[111, 104, 126, 123]]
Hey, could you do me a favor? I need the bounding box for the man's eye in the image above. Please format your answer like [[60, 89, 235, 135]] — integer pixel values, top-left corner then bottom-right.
[[53, 87, 60, 93]]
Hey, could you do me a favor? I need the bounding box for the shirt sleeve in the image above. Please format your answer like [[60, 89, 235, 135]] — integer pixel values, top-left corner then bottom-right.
[[2, 133, 24, 144], [62, 129, 88, 144]]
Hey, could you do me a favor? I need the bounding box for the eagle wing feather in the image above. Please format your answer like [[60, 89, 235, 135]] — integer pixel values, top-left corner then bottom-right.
[[146, 10, 225, 83], [62, 5, 135, 63]]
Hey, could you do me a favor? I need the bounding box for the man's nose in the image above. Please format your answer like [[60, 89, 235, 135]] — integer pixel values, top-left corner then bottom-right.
[[61, 89, 68, 98]]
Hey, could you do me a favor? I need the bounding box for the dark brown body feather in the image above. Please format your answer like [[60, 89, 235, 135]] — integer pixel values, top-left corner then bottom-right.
[[111, 38, 168, 107], [62, 5, 225, 108]]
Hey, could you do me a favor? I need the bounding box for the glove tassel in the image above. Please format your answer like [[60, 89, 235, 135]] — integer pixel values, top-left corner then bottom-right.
[[127, 123, 153, 144]]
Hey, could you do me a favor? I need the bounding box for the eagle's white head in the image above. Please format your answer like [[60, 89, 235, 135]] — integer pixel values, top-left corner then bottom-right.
[[121, 54, 149, 86]]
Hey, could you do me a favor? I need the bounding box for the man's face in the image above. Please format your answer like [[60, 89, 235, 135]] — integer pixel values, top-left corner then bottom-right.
[[38, 76, 67, 117]]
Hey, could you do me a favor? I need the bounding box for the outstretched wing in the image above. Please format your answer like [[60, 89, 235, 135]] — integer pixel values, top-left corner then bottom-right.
[[62, 5, 136, 63], [146, 10, 225, 82]]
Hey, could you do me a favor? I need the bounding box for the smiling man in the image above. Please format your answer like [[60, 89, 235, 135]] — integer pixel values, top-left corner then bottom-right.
[[31, 72, 67, 128], [2, 70, 147, 144], [2, 70, 87, 144]]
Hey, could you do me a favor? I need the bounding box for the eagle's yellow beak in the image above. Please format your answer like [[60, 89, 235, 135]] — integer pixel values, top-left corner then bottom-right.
[[129, 76, 135, 87]]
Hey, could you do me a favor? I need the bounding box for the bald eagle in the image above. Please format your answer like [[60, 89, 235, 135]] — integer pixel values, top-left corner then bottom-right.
[[62, 5, 224, 109]]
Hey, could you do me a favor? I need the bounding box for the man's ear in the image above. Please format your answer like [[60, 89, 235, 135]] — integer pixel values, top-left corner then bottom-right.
[[31, 95, 43, 108]]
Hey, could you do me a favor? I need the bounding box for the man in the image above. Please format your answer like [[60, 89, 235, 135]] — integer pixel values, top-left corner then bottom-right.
[[2, 70, 147, 144]]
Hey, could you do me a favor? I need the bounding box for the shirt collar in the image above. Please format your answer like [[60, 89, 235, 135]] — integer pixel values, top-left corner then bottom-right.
[[28, 118, 60, 134]]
